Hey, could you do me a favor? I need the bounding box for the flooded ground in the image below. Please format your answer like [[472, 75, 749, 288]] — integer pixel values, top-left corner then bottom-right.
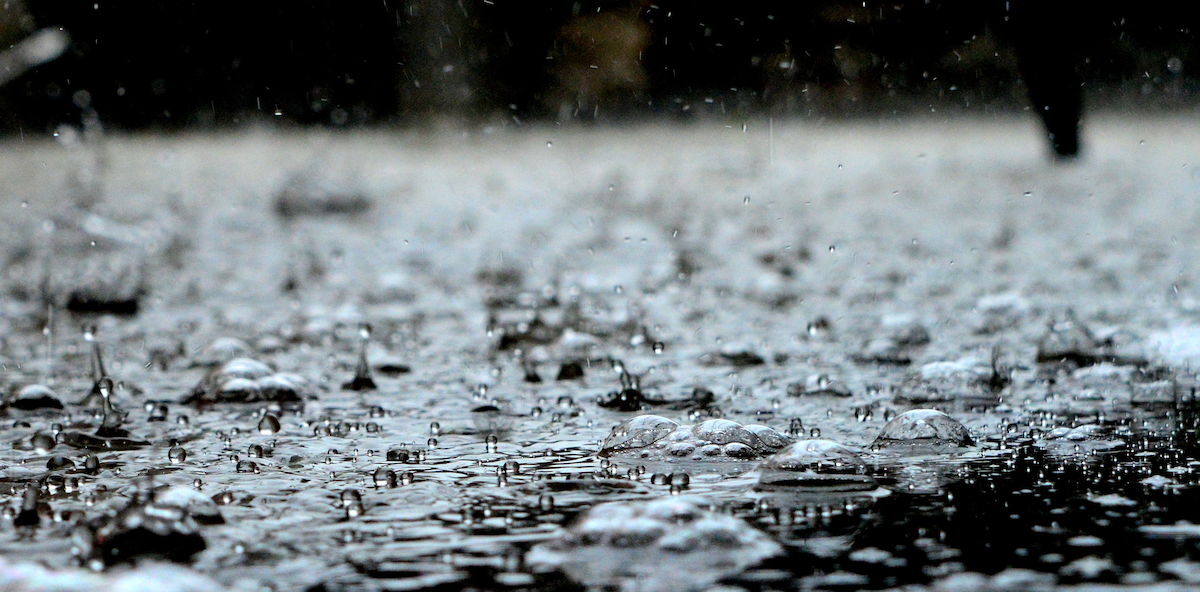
[[3, 115, 1200, 591]]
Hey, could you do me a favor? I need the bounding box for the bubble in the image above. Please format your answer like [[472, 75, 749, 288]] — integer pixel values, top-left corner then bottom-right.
[[31, 432, 56, 454], [758, 439, 875, 491], [373, 467, 398, 488], [169, 446, 188, 463], [872, 409, 973, 449]]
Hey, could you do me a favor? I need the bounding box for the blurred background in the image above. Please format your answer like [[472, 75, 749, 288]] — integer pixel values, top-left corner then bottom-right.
[[0, 0, 1197, 137]]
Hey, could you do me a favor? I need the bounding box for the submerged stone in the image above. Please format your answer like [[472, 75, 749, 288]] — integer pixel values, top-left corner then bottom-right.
[[872, 409, 973, 450], [526, 496, 781, 592], [758, 439, 877, 491]]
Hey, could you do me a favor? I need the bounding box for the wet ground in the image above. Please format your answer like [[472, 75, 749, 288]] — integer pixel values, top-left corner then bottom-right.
[[4, 115, 1200, 591]]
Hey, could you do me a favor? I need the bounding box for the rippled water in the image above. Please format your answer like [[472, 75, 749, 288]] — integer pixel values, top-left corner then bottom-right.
[[3, 119, 1200, 591]]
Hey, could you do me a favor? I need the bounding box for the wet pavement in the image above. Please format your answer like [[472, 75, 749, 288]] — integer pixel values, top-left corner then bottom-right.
[[3, 116, 1200, 591]]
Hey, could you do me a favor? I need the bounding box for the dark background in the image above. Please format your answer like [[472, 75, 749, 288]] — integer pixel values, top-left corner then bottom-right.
[[0, 0, 1197, 136]]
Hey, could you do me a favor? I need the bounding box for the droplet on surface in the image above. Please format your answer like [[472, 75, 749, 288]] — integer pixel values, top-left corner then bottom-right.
[[758, 439, 876, 491], [257, 413, 282, 435]]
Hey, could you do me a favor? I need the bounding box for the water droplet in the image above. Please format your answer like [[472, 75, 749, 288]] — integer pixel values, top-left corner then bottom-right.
[[169, 446, 188, 463], [546, 141, 553, 148], [809, 428, 821, 438], [430, 421, 441, 436], [236, 460, 260, 474], [258, 414, 281, 435], [31, 432, 55, 454], [652, 342, 665, 354]]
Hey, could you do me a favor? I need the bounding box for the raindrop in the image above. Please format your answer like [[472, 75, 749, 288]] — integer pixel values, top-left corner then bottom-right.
[[373, 467, 398, 488], [430, 421, 441, 436], [169, 446, 188, 463], [258, 414, 282, 435], [236, 460, 260, 474], [400, 471, 415, 485], [46, 456, 74, 470], [31, 432, 55, 454], [809, 428, 821, 438], [538, 494, 555, 511]]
